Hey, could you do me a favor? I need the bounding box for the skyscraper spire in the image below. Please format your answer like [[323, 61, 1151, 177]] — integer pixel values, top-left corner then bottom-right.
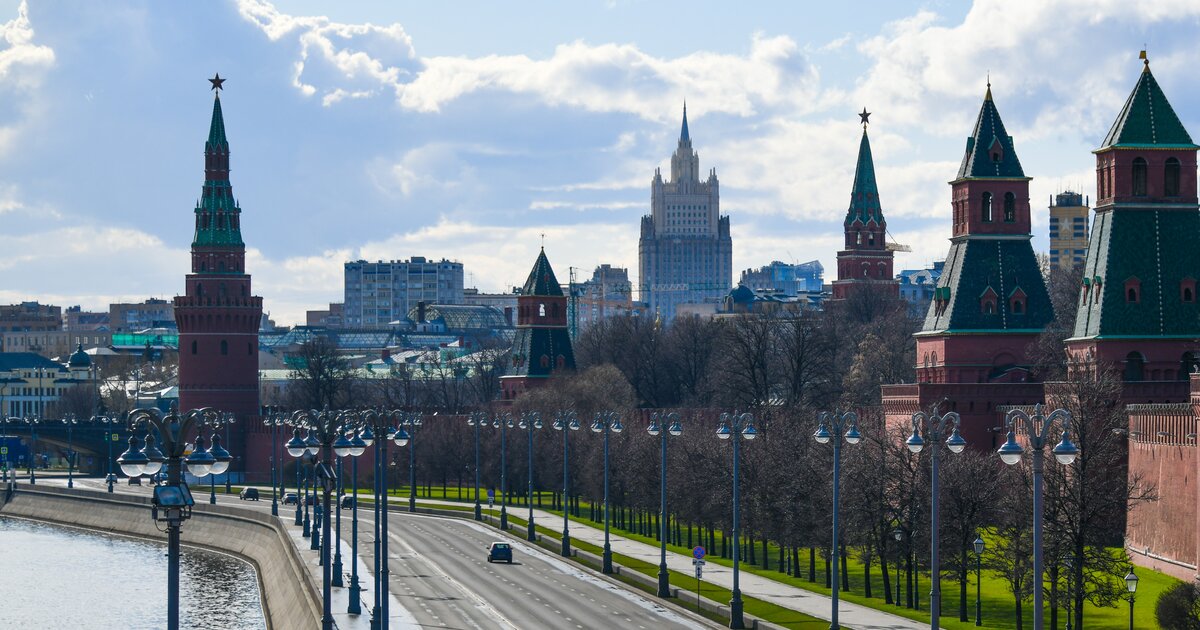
[[680, 101, 690, 143]]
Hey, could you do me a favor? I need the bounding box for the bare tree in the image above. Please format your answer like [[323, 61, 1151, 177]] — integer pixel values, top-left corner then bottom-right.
[[286, 336, 354, 409]]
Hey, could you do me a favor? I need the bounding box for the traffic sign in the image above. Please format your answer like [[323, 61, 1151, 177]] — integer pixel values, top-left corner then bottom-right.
[[694, 564, 703, 578], [112, 434, 120, 442], [692, 558, 706, 566], [0, 447, 7, 455], [692, 546, 706, 559]]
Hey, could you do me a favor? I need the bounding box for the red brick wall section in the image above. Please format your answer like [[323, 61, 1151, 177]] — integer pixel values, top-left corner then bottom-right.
[[1125, 403, 1199, 581]]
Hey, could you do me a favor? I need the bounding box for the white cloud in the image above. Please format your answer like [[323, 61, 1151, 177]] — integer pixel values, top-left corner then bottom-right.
[[0, 0, 54, 156]]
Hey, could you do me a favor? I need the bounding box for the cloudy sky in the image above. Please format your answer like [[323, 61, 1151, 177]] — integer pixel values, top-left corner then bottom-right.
[[1, 1, 1197, 325]]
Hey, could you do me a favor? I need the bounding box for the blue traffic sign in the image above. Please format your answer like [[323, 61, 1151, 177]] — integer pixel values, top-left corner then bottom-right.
[[693, 546, 706, 559]]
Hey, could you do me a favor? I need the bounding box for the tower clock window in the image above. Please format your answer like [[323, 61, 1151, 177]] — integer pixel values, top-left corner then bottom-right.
[[981, 192, 993, 222], [1003, 192, 1016, 222]]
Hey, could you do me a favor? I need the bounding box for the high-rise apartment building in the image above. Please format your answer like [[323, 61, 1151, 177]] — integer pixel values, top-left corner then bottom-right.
[[343, 258, 465, 328], [638, 105, 732, 322], [572, 264, 635, 333], [1048, 191, 1090, 269]]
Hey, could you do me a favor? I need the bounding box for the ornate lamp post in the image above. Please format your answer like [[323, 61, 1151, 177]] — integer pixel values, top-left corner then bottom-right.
[[263, 407, 284, 516], [648, 412, 682, 598], [717, 411, 757, 629], [997, 403, 1079, 630], [814, 409, 862, 630], [467, 412, 486, 520], [893, 527, 904, 607], [1124, 568, 1138, 630], [207, 413, 235, 505], [592, 410, 623, 573], [552, 411, 579, 556], [345, 421, 367, 615], [356, 408, 402, 629], [117, 406, 228, 630], [493, 412, 514, 530], [907, 404, 967, 630], [973, 535, 985, 626], [94, 414, 118, 492], [519, 411, 543, 541], [23, 415, 40, 484], [287, 407, 355, 630]]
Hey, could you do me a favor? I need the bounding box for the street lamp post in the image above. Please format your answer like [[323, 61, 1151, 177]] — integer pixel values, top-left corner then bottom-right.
[[263, 407, 282, 516], [207, 413, 235, 505], [63, 413, 80, 489], [997, 403, 1079, 630], [907, 404, 968, 630], [346, 423, 366, 615], [117, 406, 228, 630], [357, 408, 402, 629], [493, 413, 513, 530], [814, 409, 862, 630], [553, 411, 579, 557], [717, 411, 757, 630], [519, 411, 543, 542], [592, 411, 623, 574], [1124, 569, 1138, 630], [893, 528, 904, 607], [467, 412, 485, 521], [974, 535, 985, 626], [23, 415, 39, 484], [649, 412, 683, 598], [400, 412, 421, 512], [287, 407, 355, 630]]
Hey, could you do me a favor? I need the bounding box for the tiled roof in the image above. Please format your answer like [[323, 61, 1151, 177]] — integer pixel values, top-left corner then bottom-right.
[[1101, 64, 1198, 149], [0, 353, 66, 372], [1071, 207, 1200, 338], [956, 87, 1027, 180], [922, 238, 1052, 333], [207, 95, 228, 151], [521, 249, 565, 297], [845, 129, 885, 225], [507, 326, 575, 378]]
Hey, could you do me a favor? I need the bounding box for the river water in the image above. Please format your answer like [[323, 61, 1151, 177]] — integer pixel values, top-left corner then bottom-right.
[[0, 516, 265, 629]]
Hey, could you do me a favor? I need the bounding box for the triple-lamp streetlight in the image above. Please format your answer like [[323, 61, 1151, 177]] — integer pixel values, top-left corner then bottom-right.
[[997, 403, 1079, 630], [493, 412, 514, 530], [117, 406, 230, 630], [399, 411, 421, 512], [906, 403, 967, 630], [648, 411, 682, 598], [717, 411, 757, 630], [553, 411, 580, 556], [356, 408, 408, 628], [61, 413, 81, 488], [592, 410, 623, 574], [93, 414, 119, 493], [519, 411, 543, 541], [262, 406, 286, 516], [814, 409, 862, 630], [206, 412, 234, 505]]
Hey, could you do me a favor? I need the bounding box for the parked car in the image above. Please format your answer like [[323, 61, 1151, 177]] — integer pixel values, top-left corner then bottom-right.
[[340, 496, 356, 510], [487, 542, 513, 564], [306, 494, 317, 506], [127, 476, 142, 486], [283, 493, 298, 505], [239, 487, 260, 501]]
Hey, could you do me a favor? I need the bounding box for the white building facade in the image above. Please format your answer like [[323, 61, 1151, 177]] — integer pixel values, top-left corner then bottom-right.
[[344, 257, 465, 328]]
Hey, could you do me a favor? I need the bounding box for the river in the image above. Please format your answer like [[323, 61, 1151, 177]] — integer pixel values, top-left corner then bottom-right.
[[0, 515, 265, 629]]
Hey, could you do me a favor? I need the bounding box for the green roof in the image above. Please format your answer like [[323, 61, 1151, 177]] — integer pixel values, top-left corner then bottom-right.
[[207, 95, 228, 151], [845, 128, 885, 225], [1101, 64, 1198, 150], [522, 249, 564, 297], [193, 93, 244, 249], [1071, 207, 1200, 339], [923, 237, 1053, 333], [956, 87, 1026, 180]]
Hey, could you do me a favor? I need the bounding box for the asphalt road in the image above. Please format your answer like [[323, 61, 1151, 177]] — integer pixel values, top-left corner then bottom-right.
[[41, 478, 710, 629]]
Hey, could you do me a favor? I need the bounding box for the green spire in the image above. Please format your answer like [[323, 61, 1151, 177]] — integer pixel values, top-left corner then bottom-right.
[[193, 89, 243, 250], [956, 85, 1026, 180], [846, 128, 884, 225], [522, 248, 564, 296], [1100, 61, 1198, 149], [207, 94, 228, 151]]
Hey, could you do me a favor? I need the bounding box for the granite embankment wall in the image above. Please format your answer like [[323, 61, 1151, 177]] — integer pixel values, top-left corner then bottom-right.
[[0, 483, 320, 629]]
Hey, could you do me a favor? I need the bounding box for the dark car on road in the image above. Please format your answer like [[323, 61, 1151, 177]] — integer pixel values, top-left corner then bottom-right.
[[127, 476, 141, 485], [283, 493, 298, 505], [340, 496, 356, 510], [487, 542, 513, 564], [239, 487, 260, 501]]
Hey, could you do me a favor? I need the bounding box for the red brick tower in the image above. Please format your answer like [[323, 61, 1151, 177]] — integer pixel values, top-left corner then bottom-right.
[[500, 249, 575, 401], [174, 76, 262, 444], [833, 110, 897, 300]]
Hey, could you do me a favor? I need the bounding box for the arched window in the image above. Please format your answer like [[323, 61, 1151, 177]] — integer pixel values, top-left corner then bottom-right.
[[551, 303, 559, 318], [220, 340, 228, 356], [1124, 351, 1145, 382], [1003, 192, 1016, 222], [1165, 158, 1181, 196], [868, 233, 875, 246], [191, 340, 198, 355], [200, 262, 207, 272], [538, 303, 546, 317], [984, 302, 995, 314], [540, 354, 550, 369], [1180, 352, 1196, 379], [1127, 287, 1138, 302], [1183, 278, 1197, 303], [218, 261, 226, 272], [248, 342, 253, 355], [981, 192, 993, 222], [196, 283, 204, 297], [556, 355, 566, 369], [1132, 158, 1148, 196], [1012, 299, 1024, 314]]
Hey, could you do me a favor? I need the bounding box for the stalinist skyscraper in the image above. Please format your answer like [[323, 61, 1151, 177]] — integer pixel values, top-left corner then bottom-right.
[[638, 105, 732, 322]]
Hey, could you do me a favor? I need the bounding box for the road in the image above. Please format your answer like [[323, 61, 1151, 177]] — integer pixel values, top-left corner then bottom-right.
[[42, 478, 710, 629]]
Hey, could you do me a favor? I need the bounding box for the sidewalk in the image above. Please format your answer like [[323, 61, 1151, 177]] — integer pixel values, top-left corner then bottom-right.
[[402, 495, 932, 630]]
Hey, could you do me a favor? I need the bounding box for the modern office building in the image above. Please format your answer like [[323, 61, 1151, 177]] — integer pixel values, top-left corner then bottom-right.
[[1048, 191, 1090, 269], [0, 302, 61, 333], [109, 298, 175, 333], [343, 257, 465, 328], [638, 105, 732, 322]]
